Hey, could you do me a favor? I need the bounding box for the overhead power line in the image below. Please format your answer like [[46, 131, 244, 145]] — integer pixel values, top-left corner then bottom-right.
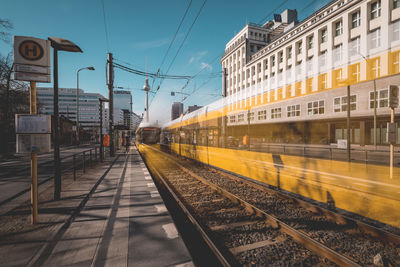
[[157, 0, 193, 75], [113, 62, 192, 80], [257, 0, 291, 25], [157, 0, 208, 91], [101, 0, 111, 52]]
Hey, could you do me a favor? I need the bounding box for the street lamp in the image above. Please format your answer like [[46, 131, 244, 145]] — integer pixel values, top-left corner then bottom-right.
[[48, 37, 82, 201], [355, 52, 377, 148], [76, 66, 95, 145]]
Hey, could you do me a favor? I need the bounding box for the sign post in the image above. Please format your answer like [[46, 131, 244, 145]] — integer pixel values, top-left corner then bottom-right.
[[388, 85, 399, 179], [14, 36, 51, 224]]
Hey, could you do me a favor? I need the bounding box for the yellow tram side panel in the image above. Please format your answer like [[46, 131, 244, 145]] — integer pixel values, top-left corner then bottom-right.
[[170, 143, 400, 228]]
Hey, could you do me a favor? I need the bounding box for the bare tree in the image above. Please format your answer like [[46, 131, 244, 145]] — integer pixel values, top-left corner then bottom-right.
[[0, 19, 13, 43], [0, 53, 29, 154]]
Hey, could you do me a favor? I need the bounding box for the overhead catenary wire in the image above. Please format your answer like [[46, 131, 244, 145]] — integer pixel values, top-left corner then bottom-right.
[[257, 0, 291, 25], [156, 0, 208, 91], [113, 62, 192, 80], [101, 0, 111, 52], [153, 0, 193, 88]]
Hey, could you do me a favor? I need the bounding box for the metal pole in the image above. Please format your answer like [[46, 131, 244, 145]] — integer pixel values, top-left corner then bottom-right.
[[30, 81, 38, 224], [76, 70, 80, 145], [347, 85, 351, 162], [373, 79, 377, 148], [53, 46, 61, 200], [108, 53, 114, 157], [390, 108, 394, 179], [99, 99, 104, 162]]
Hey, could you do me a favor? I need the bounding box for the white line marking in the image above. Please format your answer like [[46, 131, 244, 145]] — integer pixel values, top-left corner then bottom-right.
[[354, 182, 374, 188], [150, 191, 160, 198], [175, 262, 195, 267], [162, 223, 178, 239], [147, 183, 155, 188], [144, 175, 152, 180], [155, 204, 167, 213]]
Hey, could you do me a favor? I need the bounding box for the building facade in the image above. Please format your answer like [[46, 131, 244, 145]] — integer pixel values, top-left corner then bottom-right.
[[37, 87, 104, 131], [221, 0, 400, 145], [171, 102, 184, 120], [114, 90, 132, 129]]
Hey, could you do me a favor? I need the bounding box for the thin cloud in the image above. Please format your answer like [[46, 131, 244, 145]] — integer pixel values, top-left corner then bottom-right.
[[200, 62, 213, 71], [188, 50, 208, 64], [133, 38, 170, 49]]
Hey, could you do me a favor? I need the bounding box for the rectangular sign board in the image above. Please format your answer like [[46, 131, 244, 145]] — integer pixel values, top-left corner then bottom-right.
[[337, 139, 347, 149], [13, 36, 50, 67], [16, 134, 51, 153], [14, 64, 51, 75], [16, 114, 51, 134], [386, 122, 397, 144], [14, 72, 51, 83]]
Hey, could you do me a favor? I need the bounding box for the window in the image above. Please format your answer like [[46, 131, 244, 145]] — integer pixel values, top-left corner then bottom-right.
[[271, 108, 282, 119], [372, 58, 381, 77], [393, 20, 400, 41], [249, 112, 255, 121], [321, 29, 327, 43], [238, 114, 245, 122], [271, 56, 276, 66], [307, 57, 314, 72], [229, 115, 236, 123], [264, 59, 269, 69], [335, 68, 343, 84], [334, 95, 357, 112], [370, 89, 388, 108], [395, 0, 400, 9], [279, 52, 283, 63], [334, 44, 343, 62], [335, 20, 343, 36], [298, 41, 302, 54], [371, 1, 381, 19], [320, 51, 327, 67], [287, 104, 300, 117], [288, 47, 292, 59], [351, 11, 361, 28], [307, 100, 324, 115], [350, 37, 361, 54], [308, 35, 314, 49], [352, 63, 361, 82], [250, 45, 254, 52], [258, 110, 267, 120], [370, 28, 381, 49]]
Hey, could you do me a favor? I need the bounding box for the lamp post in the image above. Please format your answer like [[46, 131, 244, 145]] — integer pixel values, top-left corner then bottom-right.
[[356, 52, 377, 148], [48, 37, 82, 201], [76, 66, 95, 145]]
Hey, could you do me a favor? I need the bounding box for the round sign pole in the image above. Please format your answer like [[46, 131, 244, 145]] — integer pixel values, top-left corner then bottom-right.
[[30, 81, 38, 224]]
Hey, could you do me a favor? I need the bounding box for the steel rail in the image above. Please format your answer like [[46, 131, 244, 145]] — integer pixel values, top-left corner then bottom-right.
[[144, 144, 362, 267], [208, 165, 400, 246], [143, 150, 234, 267]]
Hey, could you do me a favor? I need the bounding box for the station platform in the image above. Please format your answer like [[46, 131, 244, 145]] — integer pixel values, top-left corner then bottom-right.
[[0, 147, 193, 267]]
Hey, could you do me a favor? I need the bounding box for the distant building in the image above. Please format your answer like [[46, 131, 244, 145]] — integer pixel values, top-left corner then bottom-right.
[[37, 87, 104, 131], [171, 102, 184, 120], [184, 105, 203, 115], [114, 108, 124, 126], [131, 112, 142, 132], [114, 90, 132, 129]]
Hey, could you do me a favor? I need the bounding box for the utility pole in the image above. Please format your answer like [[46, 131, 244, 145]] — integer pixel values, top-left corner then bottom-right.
[[107, 53, 114, 156], [52, 45, 61, 200], [347, 85, 351, 162], [99, 98, 109, 162], [30, 81, 38, 224]]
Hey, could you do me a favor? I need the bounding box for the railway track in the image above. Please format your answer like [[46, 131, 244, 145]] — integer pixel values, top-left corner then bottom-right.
[[140, 145, 395, 266]]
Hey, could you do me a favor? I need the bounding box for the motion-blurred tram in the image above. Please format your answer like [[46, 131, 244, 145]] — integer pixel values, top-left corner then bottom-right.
[[135, 122, 160, 145]]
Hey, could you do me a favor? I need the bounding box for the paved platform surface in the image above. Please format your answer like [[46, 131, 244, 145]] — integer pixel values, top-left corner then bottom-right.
[[0, 147, 193, 267]]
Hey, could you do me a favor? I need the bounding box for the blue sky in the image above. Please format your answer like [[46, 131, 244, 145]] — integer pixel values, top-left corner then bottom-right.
[[0, 0, 331, 122]]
